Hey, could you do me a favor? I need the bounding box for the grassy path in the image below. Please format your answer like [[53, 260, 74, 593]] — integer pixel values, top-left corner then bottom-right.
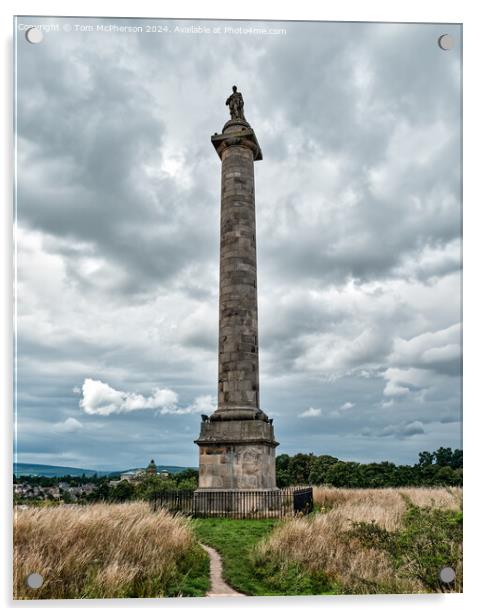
[[193, 518, 280, 595], [193, 516, 334, 596], [200, 543, 244, 597]]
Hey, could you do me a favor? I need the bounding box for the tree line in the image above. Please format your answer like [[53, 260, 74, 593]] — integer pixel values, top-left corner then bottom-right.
[[276, 447, 462, 488], [14, 469, 199, 504], [14, 447, 462, 503], [103, 469, 198, 503]]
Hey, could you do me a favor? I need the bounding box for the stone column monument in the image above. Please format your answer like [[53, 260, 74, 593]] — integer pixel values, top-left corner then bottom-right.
[[194, 86, 278, 498]]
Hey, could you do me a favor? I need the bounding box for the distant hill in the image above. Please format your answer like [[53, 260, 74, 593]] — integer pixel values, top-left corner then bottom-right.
[[14, 462, 193, 478], [116, 465, 192, 476], [14, 463, 108, 478]]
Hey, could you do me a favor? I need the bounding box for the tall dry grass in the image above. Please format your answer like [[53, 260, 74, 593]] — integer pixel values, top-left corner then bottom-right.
[[312, 486, 462, 530], [255, 487, 462, 594], [14, 502, 197, 599]]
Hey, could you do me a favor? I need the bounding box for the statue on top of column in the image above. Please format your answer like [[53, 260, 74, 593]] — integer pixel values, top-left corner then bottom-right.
[[226, 85, 246, 122]]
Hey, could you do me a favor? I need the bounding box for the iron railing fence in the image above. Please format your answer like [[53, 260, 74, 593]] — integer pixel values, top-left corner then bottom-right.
[[151, 486, 313, 519]]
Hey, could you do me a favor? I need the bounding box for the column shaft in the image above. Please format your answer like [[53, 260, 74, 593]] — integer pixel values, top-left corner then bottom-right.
[[218, 144, 259, 411]]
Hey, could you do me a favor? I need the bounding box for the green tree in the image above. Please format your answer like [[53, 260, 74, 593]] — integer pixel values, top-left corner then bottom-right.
[[433, 466, 459, 486], [451, 449, 463, 469], [394, 464, 416, 486], [434, 447, 454, 468], [287, 453, 315, 485], [308, 455, 339, 484], [325, 461, 361, 487], [174, 468, 199, 484], [418, 451, 435, 467], [276, 454, 290, 472], [92, 481, 110, 501], [109, 480, 135, 502], [135, 475, 178, 501], [275, 454, 292, 487], [62, 491, 73, 504], [177, 477, 197, 491]]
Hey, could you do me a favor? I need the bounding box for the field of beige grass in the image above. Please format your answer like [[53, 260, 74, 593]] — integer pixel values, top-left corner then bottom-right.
[[255, 486, 462, 594], [14, 487, 462, 599], [313, 486, 462, 529], [14, 501, 208, 599]]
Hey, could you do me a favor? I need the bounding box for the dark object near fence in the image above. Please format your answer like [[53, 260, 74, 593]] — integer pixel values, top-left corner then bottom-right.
[[151, 486, 313, 519]]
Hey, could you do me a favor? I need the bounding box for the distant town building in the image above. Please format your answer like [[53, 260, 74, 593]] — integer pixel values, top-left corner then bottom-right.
[[14, 482, 61, 500], [120, 469, 145, 482], [118, 460, 166, 483], [146, 459, 157, 476]]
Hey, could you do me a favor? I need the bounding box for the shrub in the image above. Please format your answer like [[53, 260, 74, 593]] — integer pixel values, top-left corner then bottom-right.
[[350, 501, 463, 592]]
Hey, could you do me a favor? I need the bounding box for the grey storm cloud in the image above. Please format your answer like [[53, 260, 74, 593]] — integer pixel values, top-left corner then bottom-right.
[[14, 17, 462, 469]]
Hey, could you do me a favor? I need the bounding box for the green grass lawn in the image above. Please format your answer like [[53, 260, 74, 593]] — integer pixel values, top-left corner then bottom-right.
[[165, 542, 211, 597], [193, 517, 334, 596]]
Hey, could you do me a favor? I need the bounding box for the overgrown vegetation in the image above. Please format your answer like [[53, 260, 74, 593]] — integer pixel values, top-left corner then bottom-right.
[[276, 447, 462, 488], [349, 500, 463, 592], [14, 502, 209, 599], [254, 487, 462, 594]]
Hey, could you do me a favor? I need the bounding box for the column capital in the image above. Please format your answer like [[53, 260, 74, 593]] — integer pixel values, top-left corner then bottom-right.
[[211, 120, 263, 161]]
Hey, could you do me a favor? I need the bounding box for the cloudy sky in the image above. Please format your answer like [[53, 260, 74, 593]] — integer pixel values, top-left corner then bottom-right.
[[14, 17, 462, 470]]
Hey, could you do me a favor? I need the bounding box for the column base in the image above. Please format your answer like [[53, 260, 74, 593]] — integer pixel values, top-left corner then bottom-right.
[[195, 418, 278, 490]]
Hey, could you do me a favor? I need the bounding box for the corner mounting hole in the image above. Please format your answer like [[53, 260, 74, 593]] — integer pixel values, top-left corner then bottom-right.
[[439, 566, 455, 584], [438, 34, 454, 50], [26, 572, 44, 589], [25, 27, 44, 44]]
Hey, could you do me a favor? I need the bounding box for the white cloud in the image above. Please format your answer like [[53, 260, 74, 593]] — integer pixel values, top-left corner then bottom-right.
[[54, 417, 83, 433], [78, 378, 215, 417], [185, 394, 217, 415], [295, 326, 391, 379], [79, 378, 179, 416], [401, 421, 425, 436], [299, 407, 322, 418], [394, 238, 461, 281], [365, 420, 425, 439], [382, 367, 436, 398], [383, 382, 411, 398], [367, 119, 453, 203], [299, 402, 355, 420], [339, 402, 355, 411], [389, 323, 461, 374]]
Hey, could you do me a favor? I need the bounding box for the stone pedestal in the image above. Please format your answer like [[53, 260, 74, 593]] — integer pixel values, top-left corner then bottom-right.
[[195, 418, 278, 489], [194, 103, 278, 498]]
